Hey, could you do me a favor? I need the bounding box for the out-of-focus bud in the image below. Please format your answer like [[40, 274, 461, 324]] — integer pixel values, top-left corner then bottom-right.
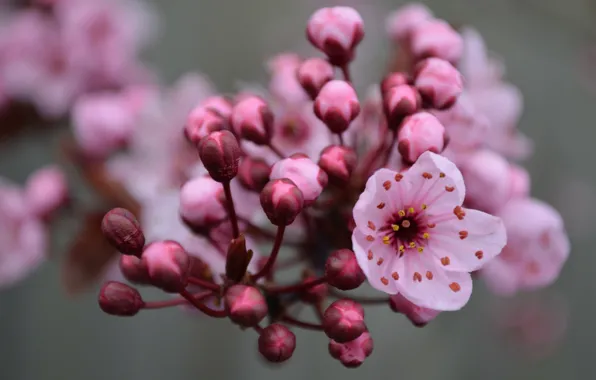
[[323, 299, 366, 343], [509, 164, 531, 199], [328, 330, 374, 368], [383, 84, 421, 128], [199, 130, 241, 182], [260, 179, 304, 226], [397, 112, 446, 164], [300, 276, 329, 304], [258, 324, 296, 363], [318, 145, 357, 185], [119, 255, 151, 285], [390, 294, 440, 327], [314, 80, 360, 134], [179, 176, 227, 231], [385, 3, 433, 43], [410, 19, 463, 64], [414, 58, 463, 110], [238, 157, 271, 192], [25, 165, 69, 219], [185, 106, 226, 145], [231, 96, 274, 145], [101, 208, 145, 256], [325, 249, 365, 290], [201, 95, 233, 119], [225, 234, 253, 283], [380, 72, 410, 95], [142, 241, 191, 293], [98, 281, 143, 317], [306, 7, 364, 66], [297, 58, 335, 99], [225, 285, 268, 327], [270, 154, 328, 205]]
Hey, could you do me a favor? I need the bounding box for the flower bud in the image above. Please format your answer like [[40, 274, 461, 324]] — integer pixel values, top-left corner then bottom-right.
[[509, 164, 530, 199], [185, 106, 226, 145], [179, 176, 227, 231], [225, 285, 268, 327], [297, 58, 335, 99], [414, 58, 463, 110], [199, 130, 241, 182], [101, 208, 145, 256], [397, 112, 446, 164], [260, 179, 304, 226], [323, 299, 366, 343], [231, 96, 274, 145], [383, 85, 421, 128], [201, 95, 233, 119], [300, 276, 329, 304], [328, 331, 373, 368], [142, 241, 191, 293], [380, 72, 410, 95], [318, 145, 357, 185], [325, 249, 365, 290], [225, 234, 253, 283], [258, 323, 296, 363], [238, 157, 271, 192], [390, 294, 440, 327], [270, 154, 328, 205], [119, 255, 151, 285], [306, 7, 364, 66], [98, 281, 143, 316], [410, 19, 463, 63], [386, 3, 433, 42], [314, 80, 360, 134], [25, 166, 69, 219]]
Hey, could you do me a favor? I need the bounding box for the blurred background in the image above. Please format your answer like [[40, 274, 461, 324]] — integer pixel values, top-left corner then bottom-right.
[[0, 0, 594, 379]]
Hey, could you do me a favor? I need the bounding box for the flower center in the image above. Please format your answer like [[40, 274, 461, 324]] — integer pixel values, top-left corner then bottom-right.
[[279, 117, 309, 143], [380, 207, 430, 255]]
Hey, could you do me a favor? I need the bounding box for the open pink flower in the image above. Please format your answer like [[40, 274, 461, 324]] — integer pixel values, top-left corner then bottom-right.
[[352, 152, 506, 310], [482, 198, 570, 296]]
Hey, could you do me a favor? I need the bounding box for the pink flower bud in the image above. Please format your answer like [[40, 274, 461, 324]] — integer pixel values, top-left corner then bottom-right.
[[325, 249, 365, 290], [386, 3, 433, 42], [224, 285, 268, 327], [142, 241, 191, 293], [271, 154, 328, 205], [258, 323, 296, 363], [306, 7, 364, 66], [328, 331, 373, 368], [397, 112, 446, 164], [414, 58, 463, 109], [201, 95, 233, 119], [297, 58, 335, 99], [24, 165, 68, 219], [389, 294, 440, 327], [383, 84, 422, 128], [260, 179, 304, 226], [185, 106, 226, 145], [318, 145, 357, 185], [101, 208, 145, 256], [323, 299, 366, 343], [98, 281, 143, 317], [410, 19, 463, 63], [199, 130, 241, 182], [179, 176, 227, 231], [237, 157, 271, 192], [380, 72, 410, 94], [300, 276, 329, 304], [119, 255, 151, 285], [314, 80, 360, 134], [509, 164, 530, 199], [231, 96, 274, 145]]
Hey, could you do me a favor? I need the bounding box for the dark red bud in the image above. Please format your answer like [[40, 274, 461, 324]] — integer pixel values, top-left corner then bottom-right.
[[225, 285, 268, 327], [101, 208, 145, 256], [258, 324, 296, 363], [99, 281, 143, 316], [119, 255, 151, 285], [260, 178, 304, 226], [323, 299, 366, 343], [199, 130, 241, 182], [237, 157, 271, 192], [325, 249, 365, 290]]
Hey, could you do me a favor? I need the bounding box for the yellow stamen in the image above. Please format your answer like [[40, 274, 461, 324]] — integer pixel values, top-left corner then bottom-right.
[[417, 247, 424, 253], [423, 232, 430, 239], [382, 236, 391, 245], [409, 242, 416, 248], [391, 224, 400, 231], [398, 210, 406, 217], [408, 207, 415, 214], [421, 204, 427, 210]]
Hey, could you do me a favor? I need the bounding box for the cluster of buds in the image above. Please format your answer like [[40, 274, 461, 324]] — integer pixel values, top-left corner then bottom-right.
[[96, 3, 570, 368]]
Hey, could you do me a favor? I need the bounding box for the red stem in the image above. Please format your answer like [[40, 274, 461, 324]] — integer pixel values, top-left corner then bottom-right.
[[178, 289, 227, 318], [142, 290, 214, 309], [187, 277, 221, 292], [222, 180, 240, 238], [282, 315, 324, 331], [340, 64, 352, 83], [338, 133, 345, 146], [264, 276, 328, 295], [251, 225, 286, 281]]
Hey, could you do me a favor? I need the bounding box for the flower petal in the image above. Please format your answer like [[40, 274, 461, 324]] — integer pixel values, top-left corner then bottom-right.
[[352, 229, 399, 294]]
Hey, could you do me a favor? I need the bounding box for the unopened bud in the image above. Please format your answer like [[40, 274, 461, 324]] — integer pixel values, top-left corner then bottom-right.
[[238, 157, 271, 192], [323, 299, 366, 343], [99, 281, 143, 316], [185, 106, 226, 145], [258, 323, 296, 363], [199, 130, 241, 182], [383, 84, 421, 129], [508, 164, 530, 199], [397, 112, 446, 164], [380, 72, 410, 94], [325, 249, 365, 290], [410, 19, 463, 64], [225, 285, 268, 327], [260, 179, 304, 226], [179, 176, 227, 231], [386, 3, 433, 42], [231, 96, 274, 145], [389, 294, 440, 327], [318, 145, 357, 185], [300, 276, 328, 304], [142, 241, 191, 293], [119, 255, 151, 285], [314, 80, 360, 134], [225, 234, 253, 283], [414, 58, 463, 110], [270, 154, 328, 205], [201, 95, 233, 119], [328, 330, 373, 368], [297, 58, 335, 99], [101, 208, 145, 256]]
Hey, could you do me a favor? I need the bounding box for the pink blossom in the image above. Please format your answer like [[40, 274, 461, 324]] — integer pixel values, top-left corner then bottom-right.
[[409, 19, 463, 64], [482, 198, 570, 296], [352, 152, 506, 310], [389, 293, 440, 326], [458, 27, 504, 89], [386, 3, 433, 43], [270, 155, 327, 205], [414, 57, 463, 110], [231, 96, 273, 145], [267, 53, 309, 105], [179, 175, 226, 229], [24, 165, 69, 220], [383, 84, 421, 125], [397, 111, 446, 164]]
